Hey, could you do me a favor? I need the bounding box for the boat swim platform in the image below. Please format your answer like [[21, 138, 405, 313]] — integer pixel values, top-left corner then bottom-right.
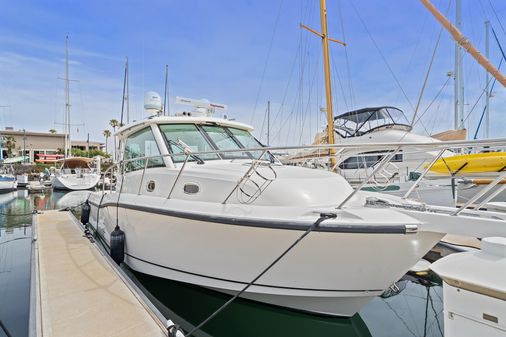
[[30, 210, 169, 337]]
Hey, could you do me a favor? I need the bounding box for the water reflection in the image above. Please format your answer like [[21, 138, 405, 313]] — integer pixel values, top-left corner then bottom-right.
[[0, 190, 66, 337], [129, 269, 443, 337]]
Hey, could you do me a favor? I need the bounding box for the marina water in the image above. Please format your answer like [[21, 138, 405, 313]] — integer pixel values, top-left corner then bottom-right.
[[0, 191, 444, 337]]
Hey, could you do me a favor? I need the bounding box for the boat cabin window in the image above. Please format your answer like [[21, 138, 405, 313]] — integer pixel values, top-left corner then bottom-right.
[[201, 125, 250, 159], [334, 107, 410, 138], [159, 124, 220, 163], [159, 123, 271, 163], [228, 127, 271, 161], [124, 127, 164, 172], [339, 152, 403, 170]]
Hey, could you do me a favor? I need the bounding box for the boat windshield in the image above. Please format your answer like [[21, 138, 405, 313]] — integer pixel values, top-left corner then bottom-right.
[[333, 107, 410, 138], [159, 123, 270, 163]]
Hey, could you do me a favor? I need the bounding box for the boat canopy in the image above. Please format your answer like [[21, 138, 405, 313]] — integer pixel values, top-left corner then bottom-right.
[[57, 157, 94, 169], [333, 106, 411, 138]]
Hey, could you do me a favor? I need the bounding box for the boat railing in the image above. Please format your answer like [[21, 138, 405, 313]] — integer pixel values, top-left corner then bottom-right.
[[101, 137, 506, 212]]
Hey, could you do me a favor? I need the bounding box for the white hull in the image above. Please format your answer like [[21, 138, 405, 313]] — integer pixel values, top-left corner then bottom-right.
[[89, 193, 443, 317], [0, 178, 17, 192], [53, 173, 100, 191]]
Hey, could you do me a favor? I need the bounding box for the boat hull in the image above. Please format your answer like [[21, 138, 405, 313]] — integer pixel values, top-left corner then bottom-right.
[[89, 197, 443, 317], [53, 174, 100, 191], [0, 178, 17, 192]]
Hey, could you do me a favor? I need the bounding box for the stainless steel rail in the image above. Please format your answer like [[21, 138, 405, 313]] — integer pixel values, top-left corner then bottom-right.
[[100, 137, 506, 213]]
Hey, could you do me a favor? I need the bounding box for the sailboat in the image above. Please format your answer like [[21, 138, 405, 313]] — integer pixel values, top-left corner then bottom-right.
[[51, 35, 101, 191]]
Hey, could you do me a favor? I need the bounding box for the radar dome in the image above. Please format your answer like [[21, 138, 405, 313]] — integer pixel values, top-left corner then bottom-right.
[[144, 91, 162, 112]]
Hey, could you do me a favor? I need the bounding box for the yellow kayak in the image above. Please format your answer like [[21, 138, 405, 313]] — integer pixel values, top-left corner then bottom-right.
[[429, 152, 506, 174]]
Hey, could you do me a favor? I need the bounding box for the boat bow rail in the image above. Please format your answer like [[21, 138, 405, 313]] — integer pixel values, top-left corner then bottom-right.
[[102, 137, 506, 209]]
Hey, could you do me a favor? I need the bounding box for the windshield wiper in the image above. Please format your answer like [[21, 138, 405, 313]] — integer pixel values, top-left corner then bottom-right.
[[167, 139, 205, 164]]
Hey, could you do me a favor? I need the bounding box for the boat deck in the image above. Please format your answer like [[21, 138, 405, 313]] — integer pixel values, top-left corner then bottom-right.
[[31, 210, 168, 337]]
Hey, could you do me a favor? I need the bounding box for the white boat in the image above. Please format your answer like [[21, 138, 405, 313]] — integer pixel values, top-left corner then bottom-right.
[[0, 174, 17, 192], [283, 107, 449, 184], [52, 157, 101, 191], [431, 237, 506, 337], [16, 174, 28, 188], [26, 181, 52, 193], [87, 107, 506, 317]]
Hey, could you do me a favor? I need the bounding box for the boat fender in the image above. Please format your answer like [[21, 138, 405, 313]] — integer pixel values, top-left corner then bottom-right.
[[110, 225, 125, 265], [80, 201, 91, 225]]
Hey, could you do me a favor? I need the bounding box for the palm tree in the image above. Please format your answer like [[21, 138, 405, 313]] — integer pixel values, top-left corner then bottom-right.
[[3, 136, 16, 158], [48, 129, 57, 134], [109, 119, 119, 160], [103, 130, 111, 155]]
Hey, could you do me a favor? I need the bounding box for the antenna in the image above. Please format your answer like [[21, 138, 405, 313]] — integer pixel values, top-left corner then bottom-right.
[[163, 65, 170, 116], [175, 96, 227, 117]]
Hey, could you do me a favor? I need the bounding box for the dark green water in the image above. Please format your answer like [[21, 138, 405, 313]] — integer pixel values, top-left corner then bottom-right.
[[0, 191, 444, 337]]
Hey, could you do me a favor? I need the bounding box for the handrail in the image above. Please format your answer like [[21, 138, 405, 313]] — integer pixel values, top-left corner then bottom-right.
[[222, 150, 268, 204], [402, 147, 447, 199], [167, 154, 190, 199], [102, 137, 506, 168], [453, 170, 506, 215], [336, 146, 401, 209], [99, 137, 506, 214]]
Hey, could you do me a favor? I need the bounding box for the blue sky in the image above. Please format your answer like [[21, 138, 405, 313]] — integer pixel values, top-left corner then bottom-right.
[[0, 0, 505, 147]]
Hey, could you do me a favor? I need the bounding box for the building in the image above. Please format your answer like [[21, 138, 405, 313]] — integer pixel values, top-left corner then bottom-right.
[[0, 127, 104, 163]]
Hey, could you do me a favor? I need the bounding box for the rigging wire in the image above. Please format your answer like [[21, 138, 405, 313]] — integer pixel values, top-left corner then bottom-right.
[[349, 2, 415, 112], [329, 47, 350, 112], [349, 1, 434, 136], [298, 55, 321, 144], [411, 27, 445, 126], [413, 75, 452, 129], [463, 25, 506, 126], [337, 0, 356, 110], [487, 0, 506, 37], [249, 0, 285, 125]]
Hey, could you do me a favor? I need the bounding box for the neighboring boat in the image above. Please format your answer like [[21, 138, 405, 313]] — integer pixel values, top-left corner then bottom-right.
[[87, 104, 506, 317], [26, 181, 52, 193], [16, 174, 28, 188], [0, 174, 17, 192], [430, 237, 506, 337], [52, 157, 101, 191], [283, 106, 454, 185]]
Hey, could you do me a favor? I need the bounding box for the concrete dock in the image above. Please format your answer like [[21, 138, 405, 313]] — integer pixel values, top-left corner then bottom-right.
[[31, 210, 168, 337]]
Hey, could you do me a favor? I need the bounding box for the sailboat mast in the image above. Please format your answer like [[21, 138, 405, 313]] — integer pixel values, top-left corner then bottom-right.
[[456, 0, 464, 129], [301, 0, 345, 167], [121, 57, 127, 125], [485, 20, 490, 138], [126, 57, 130, 124], [319, 0, 335, 153], [453, 0, 460, 129], [64, 34, 71, 158]]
